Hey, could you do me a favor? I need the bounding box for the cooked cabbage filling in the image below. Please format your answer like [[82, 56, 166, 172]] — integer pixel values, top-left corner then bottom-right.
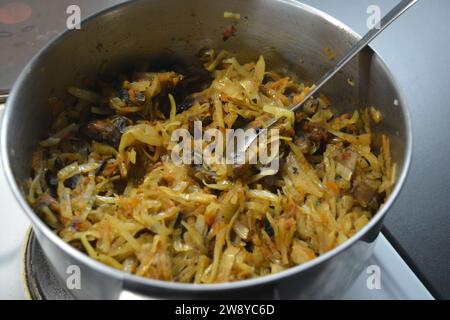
[[27, 50, 394, 283]]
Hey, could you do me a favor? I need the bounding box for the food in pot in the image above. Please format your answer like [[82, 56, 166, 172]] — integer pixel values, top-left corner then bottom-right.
[[26, 50, 394, 283]]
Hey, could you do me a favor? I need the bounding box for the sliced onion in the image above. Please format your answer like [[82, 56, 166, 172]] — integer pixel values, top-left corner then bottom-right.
[[232, 221, 249, 240]]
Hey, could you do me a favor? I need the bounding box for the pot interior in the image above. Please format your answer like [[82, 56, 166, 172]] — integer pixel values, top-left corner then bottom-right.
[[2, 0, 409, 293]]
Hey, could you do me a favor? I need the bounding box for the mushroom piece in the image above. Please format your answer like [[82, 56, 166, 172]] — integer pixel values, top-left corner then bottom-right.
[[353, 181, 377, 207], [82, 118, 122, 147]]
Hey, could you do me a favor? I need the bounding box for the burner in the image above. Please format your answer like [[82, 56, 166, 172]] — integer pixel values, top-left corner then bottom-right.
[[24, 231, 75, 300]]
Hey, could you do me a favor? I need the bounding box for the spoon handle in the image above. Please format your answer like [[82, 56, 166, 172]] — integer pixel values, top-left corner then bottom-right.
[[266, 0, 418, 127], [240, 0, 418, 155]]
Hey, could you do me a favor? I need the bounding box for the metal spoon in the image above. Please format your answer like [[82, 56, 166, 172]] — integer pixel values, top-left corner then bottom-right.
[[235, 0, 418, 161]]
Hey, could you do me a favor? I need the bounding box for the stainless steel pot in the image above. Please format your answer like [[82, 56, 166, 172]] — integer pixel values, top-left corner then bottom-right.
[[1, 0, 412, 299]]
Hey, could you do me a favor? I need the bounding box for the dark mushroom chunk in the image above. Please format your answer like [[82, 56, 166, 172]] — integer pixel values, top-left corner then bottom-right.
[[231, 164, 258, 182], [173, 212, 183, 228], [64, 174, 81, 189], [54, 156, 65, 170], [244, 240, 254, 253], [231, 115, 251, 130], [263, 218, 275, 238], [197, 48, 215, 64], [95, 160, 107, 176], [127, 113, 145, 123], [263, 73, 278, 85], [303, 98, 320, 116], [44, 169, 58, 195], [127, 148, 154, 185], [294, 122, 329, 155], [368, 195, 381, 210], [260, 174, 279, 193], [70, 139, 90, 157], [171, 67, 213, 114], [135, 229, 153, 239], [130, 91, 146, 105], [82, 119, 121, 147], [182, 68, 213, 95], [202, 115, 213, 127], [119, 88, 130, 103], [113, 178, 127, 195], [176, 95, 196, 114], [112, 116, 131, 133], [303, 122, 328, 144]]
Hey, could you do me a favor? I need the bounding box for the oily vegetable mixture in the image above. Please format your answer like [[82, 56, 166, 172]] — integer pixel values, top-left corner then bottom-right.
[[27, 50, 394, 283]]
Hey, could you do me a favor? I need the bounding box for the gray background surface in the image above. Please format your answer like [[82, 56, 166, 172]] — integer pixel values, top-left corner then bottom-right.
[[1, 0, 449, 298]]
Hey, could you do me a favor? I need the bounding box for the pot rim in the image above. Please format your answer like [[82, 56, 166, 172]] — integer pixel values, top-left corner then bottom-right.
[[1, 0, 412, 293]]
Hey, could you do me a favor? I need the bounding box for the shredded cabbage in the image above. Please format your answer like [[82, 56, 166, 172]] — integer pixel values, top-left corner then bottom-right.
[[26, 51, 394, 284]]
